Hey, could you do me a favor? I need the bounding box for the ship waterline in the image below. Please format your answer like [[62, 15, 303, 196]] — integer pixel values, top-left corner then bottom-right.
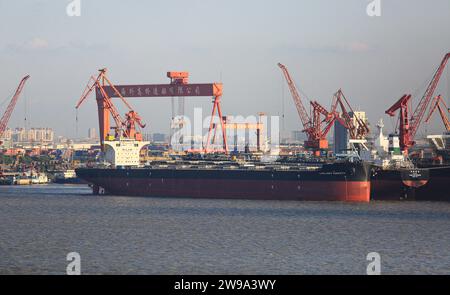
[[76, 161, 372, 202]]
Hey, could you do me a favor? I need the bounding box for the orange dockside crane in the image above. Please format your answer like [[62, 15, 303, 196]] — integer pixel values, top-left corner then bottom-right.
[[278, 63, 337, 155], [75, 69, 146, 148], [386, 52, 450, 154]]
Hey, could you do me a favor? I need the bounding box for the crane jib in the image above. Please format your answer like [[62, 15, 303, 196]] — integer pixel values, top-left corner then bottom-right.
[[0, 75, 30, 139]]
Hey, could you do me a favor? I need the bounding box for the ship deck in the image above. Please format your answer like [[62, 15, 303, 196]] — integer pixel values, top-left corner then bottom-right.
[[94, 159, 341, 172]]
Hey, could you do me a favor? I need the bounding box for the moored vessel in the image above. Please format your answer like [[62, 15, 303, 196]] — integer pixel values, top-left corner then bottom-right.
[[53, 169, 86, 184], [371, 165, 450, 201], [76, 159, 372, 202]]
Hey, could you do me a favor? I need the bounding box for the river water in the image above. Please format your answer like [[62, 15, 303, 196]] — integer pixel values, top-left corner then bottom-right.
[[0, 184, 449, 274]]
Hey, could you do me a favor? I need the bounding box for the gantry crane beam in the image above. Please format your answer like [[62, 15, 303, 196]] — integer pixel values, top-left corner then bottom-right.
[[78, 69, 228, 153]]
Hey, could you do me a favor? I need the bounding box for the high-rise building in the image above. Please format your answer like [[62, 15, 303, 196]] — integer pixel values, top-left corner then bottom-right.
[[8, 127, 54, 143], [291, 130, 306, 143], [334, 120, 349, 154], [88, 128, 97, 139], [0, 128, 13, 140], [152, 133, 167, 143], [350, 111, 369, 134]]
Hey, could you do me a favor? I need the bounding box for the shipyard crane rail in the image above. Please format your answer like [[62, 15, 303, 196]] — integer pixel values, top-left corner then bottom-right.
[[0, 75, 30, 141], [425, 95, 450, 132]]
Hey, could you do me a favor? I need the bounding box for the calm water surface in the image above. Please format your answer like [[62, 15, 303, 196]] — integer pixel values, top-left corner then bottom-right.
[[0, 184, 449, 274]]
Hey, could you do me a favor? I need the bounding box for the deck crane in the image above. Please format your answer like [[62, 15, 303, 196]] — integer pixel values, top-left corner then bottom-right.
[[385, 52, 450, 153], [332, 89, 370, 140], [425, 95, 450, 132], [278, 63, 336, 153], [75, 69, 146, 147], [0, 75, 31, 143]]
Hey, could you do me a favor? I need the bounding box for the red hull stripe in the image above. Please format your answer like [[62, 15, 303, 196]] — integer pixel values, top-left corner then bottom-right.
[[402, 180, 429, 188], [90, 178, 371, 202]]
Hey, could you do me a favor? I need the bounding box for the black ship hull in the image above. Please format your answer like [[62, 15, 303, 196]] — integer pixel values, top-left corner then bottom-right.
[[76, 161, 371, 202], [371, 166, 450, 201]]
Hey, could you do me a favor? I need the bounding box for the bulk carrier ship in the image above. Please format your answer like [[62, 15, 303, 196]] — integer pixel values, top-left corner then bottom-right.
[[75, 139, 372, 202]]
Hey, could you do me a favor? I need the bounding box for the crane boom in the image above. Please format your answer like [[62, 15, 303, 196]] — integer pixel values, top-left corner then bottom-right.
[[278, 63, 339, 152], [76, 69, 145, 144], [409, 53, 450, 139], [385, 94, 413, 151], [385, 53, 450, 153], [76, 73, 125, 137], [333, 89, 370, 139], [425, 95, 450, 132], [310, 100, 334, 138], [0, 75, 30, 139], [277, 63, 312, 132]]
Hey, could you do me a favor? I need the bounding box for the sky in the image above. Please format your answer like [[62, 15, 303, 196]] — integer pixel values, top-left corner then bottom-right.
[[0, 0, 450, 139]]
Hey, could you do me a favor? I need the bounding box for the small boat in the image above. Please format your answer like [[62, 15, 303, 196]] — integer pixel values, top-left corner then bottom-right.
[[15, 176, 32, 185], [54, 169, 85, 184], [0, 176, 14, 185], [31, 173, 49, 184]]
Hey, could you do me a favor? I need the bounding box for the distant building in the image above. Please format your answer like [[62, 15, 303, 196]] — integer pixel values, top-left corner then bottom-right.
[[291, 130, 306, 143], [152, 133, 167, 143], [9, 127, 54, 143], [88, 128, 97, 139], [350, 111, 370, 135], [334, 120, 349, 154], [142, 133, 152, 141], [333, 111, 369, 154], [1, 128, 13, 141]]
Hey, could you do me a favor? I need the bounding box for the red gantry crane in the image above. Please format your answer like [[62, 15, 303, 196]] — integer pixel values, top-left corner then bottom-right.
[[76, 69, 227, 153], [385, 53, 450, 153], [0, 75, 31, 142], [278, 63, 336, 153]]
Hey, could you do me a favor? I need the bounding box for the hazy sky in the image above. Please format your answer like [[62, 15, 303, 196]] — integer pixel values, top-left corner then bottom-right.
[[1, 0, 450, 139]]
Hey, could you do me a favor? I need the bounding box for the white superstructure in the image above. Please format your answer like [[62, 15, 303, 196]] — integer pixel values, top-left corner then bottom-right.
[[104, 139, 149, 167], [374, 119, 389, 154]]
